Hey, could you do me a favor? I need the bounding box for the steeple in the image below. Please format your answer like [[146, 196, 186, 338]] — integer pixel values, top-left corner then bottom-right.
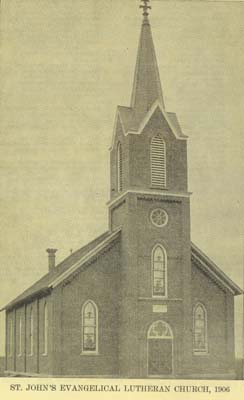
[[130, 1, 164, 123]]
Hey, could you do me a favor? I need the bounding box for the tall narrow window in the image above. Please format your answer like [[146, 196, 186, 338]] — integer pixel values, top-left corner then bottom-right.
[[29, 307, 34, 356], [8, 317, 13, 356], [117, 142, 122, 192], [151, 134, 166, 188], [152, 245, 167, 297], [193, 303, 208, 354], [81, 300, 98, 354], [18, 316, 22, 356], [43, 303, 48, 355]]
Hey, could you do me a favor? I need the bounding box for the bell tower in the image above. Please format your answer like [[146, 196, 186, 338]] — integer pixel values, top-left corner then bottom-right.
[[108, 1, 193, 377]]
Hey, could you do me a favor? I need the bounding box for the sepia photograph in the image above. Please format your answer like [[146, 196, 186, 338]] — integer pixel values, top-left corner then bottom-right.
[[0, 0, 244, 385]]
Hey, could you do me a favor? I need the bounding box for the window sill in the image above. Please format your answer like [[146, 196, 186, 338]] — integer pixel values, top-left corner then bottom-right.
[[80, 352, 99, 356], [150, 186, 168, 191], [152, 295, 168, 299], [193, 351, 209, 356]]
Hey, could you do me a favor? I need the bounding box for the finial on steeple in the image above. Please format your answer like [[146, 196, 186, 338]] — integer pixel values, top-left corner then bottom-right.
[[140, 0, 151, 18]]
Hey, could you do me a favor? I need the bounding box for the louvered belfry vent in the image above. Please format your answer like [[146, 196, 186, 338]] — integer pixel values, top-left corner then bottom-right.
[[117, 142, 122, 192], [151, 134, 166, 188]]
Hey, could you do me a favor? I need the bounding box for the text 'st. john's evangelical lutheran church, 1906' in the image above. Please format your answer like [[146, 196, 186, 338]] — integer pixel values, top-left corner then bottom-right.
[[2, 0, 242, 378]]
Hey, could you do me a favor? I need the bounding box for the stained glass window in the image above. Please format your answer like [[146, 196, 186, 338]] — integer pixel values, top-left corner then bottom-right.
[[152, 245, 167, 297], [82, 301, 98, 353], [193, 304, 207, 353]]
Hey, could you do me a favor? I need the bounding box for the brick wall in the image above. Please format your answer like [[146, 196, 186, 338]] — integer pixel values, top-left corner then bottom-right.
[[191, 263, 235, 375], [5, 294, 52, 375], [110, 107, 188, 200], [52, 241, 121, 376]]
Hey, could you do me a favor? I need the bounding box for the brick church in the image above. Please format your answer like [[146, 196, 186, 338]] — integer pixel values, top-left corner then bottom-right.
[[2, 1, 242, 378]]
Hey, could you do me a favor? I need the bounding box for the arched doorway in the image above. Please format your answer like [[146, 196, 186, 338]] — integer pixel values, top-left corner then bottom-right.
[[147, 320, 173, 376]]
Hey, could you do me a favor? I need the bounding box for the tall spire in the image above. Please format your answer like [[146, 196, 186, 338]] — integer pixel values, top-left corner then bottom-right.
[[130, 1, 164, 122]]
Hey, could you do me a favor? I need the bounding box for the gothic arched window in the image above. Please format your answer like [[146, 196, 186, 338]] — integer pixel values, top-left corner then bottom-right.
[[117, 142, 122, 192], [152, 245, 167, 297], [193, 303, 208, 354], [151, 134, 166, 188], [43, 302, 48, 355], [81, 300, 98, 354]]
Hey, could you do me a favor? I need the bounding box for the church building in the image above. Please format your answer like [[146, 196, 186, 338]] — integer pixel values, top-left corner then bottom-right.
[[2, 1, 242, 378]]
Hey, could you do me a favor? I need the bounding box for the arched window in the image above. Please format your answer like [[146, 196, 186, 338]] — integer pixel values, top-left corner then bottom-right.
[[151, 134, 166, 188], [43, 302, 48, 355], [117, 142, 122, 192], [8, 317, 13, 356], [193, 303, 208, 354], [29, 307, 34, 356], [18, 316, 22, 356], [81, 300, 98, 354], [152, 245, 167, 297]]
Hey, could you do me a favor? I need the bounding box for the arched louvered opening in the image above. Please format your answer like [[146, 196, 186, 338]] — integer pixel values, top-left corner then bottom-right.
[[193, 303, 208, 354], [117, 142, 122, 192], [151, 134, 166, 188]]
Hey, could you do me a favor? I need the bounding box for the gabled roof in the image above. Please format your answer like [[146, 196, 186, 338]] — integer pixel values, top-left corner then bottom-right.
[[111, 101, 187, 149], [191, 242, 243, 296], [1, 229, 121, 311], [2, 231, 241, 311]]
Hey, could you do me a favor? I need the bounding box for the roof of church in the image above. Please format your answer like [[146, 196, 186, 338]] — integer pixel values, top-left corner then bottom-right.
[[191, 243, 242, 296], [117, 104, 186, 138], [2, 230, 242, 311], [2, 229, 121, 311]]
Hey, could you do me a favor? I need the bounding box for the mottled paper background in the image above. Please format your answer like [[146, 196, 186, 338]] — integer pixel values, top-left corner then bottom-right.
[[0, 0, 243, 368]]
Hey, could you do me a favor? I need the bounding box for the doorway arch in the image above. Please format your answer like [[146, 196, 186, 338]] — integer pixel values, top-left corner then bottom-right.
[[147, 320, 173, 376]]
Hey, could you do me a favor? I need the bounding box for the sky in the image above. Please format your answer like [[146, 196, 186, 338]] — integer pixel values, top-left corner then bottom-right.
[[0, 0, 244, 357]]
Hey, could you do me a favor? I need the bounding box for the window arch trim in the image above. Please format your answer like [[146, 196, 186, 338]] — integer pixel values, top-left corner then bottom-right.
[[147, 320, 173, 339], [81, 300, 98, 355], [151, 244, 168, 298], [193, 302, 208, 355]]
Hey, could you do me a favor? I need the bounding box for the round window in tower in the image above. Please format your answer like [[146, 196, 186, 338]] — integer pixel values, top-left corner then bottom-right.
[[150, 208, 168, 228]]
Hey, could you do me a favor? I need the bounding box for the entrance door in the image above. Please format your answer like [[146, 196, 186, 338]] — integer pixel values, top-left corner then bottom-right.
[[147, 321, 173, 376]]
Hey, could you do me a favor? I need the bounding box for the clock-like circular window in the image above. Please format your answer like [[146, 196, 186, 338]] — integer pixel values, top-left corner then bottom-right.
[[150, 208, 168, 227]]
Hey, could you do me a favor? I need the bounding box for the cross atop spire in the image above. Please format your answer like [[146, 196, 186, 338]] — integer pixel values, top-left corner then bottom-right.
[[130, 0, 164, 122], [140, 0, 151, 18]]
